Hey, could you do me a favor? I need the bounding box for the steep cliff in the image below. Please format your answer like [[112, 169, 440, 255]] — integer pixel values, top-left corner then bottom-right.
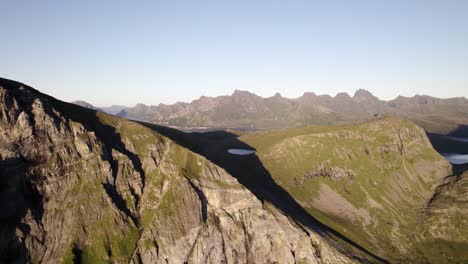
[[0, 78, 361, 263]]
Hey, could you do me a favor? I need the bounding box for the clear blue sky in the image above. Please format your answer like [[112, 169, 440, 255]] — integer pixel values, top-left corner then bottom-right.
[[1, 0, 467, 106]]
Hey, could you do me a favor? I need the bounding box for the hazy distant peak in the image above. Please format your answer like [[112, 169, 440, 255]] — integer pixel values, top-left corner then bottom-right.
[[71, 100, 100, 110], [72, 100, 92, 105], [393, 94, 434, 102], [232, 89, 255, 96], [353, 89, 377, 100], [335, 92, 351, 99], [99, 105, 127, 115], [300, 92, 318, 98], [197, 95, 217, 102]]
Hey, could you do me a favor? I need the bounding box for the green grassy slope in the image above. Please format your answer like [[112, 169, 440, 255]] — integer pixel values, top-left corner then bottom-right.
[[238, 118, 465, 263]]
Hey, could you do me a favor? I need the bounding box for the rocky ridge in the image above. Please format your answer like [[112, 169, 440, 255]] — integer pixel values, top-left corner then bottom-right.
[[115, 90, 468, 136], [0, 78, 362, 263]]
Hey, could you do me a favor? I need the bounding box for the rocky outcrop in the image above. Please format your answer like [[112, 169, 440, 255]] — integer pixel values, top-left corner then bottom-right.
[[0, 79, 359, 263], [304, 161, 355, 181]]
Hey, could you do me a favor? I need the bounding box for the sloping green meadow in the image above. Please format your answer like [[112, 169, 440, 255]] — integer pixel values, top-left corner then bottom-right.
[[240, 118, 466, 263]]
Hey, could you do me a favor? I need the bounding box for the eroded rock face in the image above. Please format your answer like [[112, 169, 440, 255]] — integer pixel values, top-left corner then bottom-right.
[[0, 80, 356, 263], [304, 161, 355, 181]]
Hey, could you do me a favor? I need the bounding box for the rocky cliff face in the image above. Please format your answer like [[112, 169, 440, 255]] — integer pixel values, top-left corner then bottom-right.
[[0, 79, 361, 263]]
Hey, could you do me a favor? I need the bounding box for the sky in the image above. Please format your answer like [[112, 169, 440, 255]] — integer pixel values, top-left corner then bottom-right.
[[1, 0, 467, 106]]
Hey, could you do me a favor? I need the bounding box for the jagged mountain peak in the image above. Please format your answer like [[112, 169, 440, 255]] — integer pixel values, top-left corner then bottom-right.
[[113, 86, 468, 135], [232, 89, 256, 97], [335, 92, 351, 99], [353, 89, 377, 100]]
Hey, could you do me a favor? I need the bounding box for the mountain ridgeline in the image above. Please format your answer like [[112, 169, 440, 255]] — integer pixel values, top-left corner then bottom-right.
[[71, 101, 126, 115], [2, 77, 467, 264], [0, 79, 376, 263], [111, 89, 468, 136]]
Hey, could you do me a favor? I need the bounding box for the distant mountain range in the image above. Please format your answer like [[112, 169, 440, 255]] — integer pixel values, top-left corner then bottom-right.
[[71, 101, 126, 115], [74, 89, 468, 136]]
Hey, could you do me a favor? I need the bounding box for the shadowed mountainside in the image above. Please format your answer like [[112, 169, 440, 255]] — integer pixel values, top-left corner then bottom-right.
[[140, 123, 389, 263], [1, 77, 466, 263], [142, 119, 467, 263], [427, 132, 468, 175], [0, 77, 377, 263]]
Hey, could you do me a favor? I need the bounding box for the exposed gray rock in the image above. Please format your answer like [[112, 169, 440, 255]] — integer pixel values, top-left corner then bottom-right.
[[304, 161, 355, 181], [0, 79, 358, 263]]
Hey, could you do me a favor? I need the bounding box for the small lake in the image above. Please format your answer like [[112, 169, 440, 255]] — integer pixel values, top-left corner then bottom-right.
[[442, 154, 468, 165], [228, 149, 256, 155]]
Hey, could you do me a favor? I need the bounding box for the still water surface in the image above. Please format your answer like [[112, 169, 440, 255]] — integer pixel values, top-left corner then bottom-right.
[[228, 149, 256, 155]]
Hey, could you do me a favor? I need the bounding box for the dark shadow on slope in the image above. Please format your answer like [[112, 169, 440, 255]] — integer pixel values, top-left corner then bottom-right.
[[427, 133, 468, 175], [427, 133, 468, 155], [0, 78, 146, 208], [59, 106, 146, 225], [0, 78, 386, 262], [140, 122, 389, 264], [448, 125, 468, 138], [0, 79, 148, 260], [452, 164, 468, 176], [0, 158, 33, 263], [184, 177, 208, 222], [71, 244, 82, 264], [102, 183, 137, 224]]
